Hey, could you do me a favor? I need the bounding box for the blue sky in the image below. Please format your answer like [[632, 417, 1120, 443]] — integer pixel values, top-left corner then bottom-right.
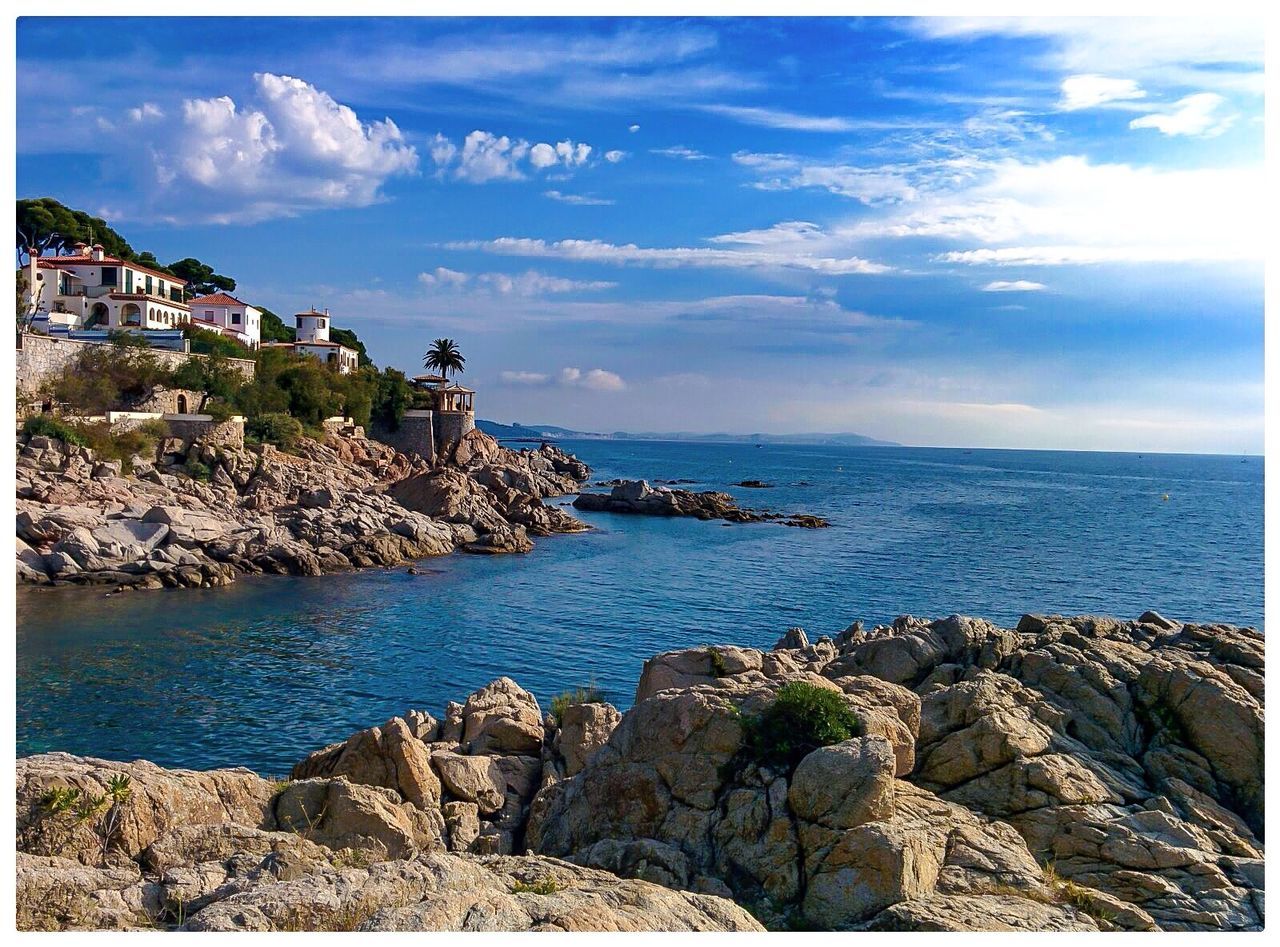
[[16, 16, 1265, 451]]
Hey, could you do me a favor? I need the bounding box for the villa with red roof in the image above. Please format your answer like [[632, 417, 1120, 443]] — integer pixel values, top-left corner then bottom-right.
[[187, 291, 262, 348], [260, 308, 359, 374], [25, 243, 192, 335]]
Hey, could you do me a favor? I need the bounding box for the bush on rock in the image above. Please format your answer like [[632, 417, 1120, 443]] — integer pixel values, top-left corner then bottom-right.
[[741, 681, 860, 772]]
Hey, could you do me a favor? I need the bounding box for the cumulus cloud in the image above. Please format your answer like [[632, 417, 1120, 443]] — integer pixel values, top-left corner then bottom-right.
[[855, 155, 1264, 266], [628, 124, 640, 132], [544, 190, 615, 206], [651, 145, 710, 160], [982, 280, 1047, 292], [1058, 75, 1146, 111], [499, 367, 626, 391], [445, 231, 889, 275], [1129, 93, 1236, 137], [433, 132, 596, 181], [604, 150, 627, 163], [127, 102, 164, 123], [418, 267, 615, 295], [560, 367, 626, 391], [147, 73, 417, 222]]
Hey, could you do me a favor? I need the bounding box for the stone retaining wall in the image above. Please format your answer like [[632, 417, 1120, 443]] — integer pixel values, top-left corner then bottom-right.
[[376, 409, 437, 463], [15, 332, 255, 395]]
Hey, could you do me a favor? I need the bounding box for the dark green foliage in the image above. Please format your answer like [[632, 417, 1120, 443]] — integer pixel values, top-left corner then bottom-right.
[[167, 257, 236, 297], [17, 197, 135, 261], [246, 412, 303, 450], [182, 324, 254, 359], [371, 368, 413, 430], [423, 338, 466, 380], [257, 307, 296, 343], [740, 682, 860, 773], [184, 458, 212, 481], [23, 415, 87, 447], [43, 341, 172, 414]]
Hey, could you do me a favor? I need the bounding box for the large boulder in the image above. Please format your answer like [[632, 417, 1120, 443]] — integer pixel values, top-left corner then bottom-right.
[[461, 677, 544, 754]]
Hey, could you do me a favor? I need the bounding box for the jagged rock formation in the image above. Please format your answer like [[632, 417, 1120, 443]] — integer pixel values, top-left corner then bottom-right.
[[573, 479, 829, 528], [15, 428, 589, 589], [14, 612, 1264, 931]]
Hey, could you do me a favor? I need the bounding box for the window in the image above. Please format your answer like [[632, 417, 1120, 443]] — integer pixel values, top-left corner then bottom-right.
[[318, 318, 326, 329], [205, 310, 214, 318], [145, 275, 153, 295], [232, 312, 242, 324], [100, 267, 118, 286]]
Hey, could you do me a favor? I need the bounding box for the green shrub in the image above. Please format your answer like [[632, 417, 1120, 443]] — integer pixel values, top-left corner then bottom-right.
[[184, 459, 212, 481], [247, 412, 303, 450], [550, 685, 605, 719], [72, 421, 166, 468], [740, 681, 860, 773], [23, 415, 88, 447], [511, 878, 560, 895]]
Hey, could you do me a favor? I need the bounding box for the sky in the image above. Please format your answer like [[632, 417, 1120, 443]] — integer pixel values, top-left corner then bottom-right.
[[15, 15, 1266, 452]]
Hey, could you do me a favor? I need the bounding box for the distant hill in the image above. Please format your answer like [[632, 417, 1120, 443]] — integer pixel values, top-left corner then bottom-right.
[[478, 419, 898, 447]]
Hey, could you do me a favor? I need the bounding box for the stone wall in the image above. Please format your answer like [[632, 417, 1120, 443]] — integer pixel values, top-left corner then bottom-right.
[[128, 386, 206, 414], [375, 409, 436, 463], [436, 410, 476, 452], [15, 332, 255, 395], [164, 416, 245, 450]]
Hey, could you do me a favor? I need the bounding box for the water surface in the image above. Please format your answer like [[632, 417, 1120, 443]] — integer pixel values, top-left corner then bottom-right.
[[17, 442, 1262, 774]]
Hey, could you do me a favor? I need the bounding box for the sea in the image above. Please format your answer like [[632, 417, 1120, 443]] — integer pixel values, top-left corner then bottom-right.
[[15, 441, 1263, 775]]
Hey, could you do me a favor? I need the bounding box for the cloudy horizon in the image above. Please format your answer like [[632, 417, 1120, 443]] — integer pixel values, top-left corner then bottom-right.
[[16, 15, 1264, 453]]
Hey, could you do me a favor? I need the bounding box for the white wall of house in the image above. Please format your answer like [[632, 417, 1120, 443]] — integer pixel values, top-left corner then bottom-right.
[[192, 302, 262, 347], [294, 342, 359, 374]]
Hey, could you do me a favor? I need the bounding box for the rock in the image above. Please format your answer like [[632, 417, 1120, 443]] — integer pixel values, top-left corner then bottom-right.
[[1137, 610, 1178, 630], [443, 801, 481, 852], [788, 737, 896, 829], [462, 677, 544, 754], [554, 702, 622, 777], [773, 626, 809, 650], [463, 525, 533, 555], [430, 753, 506, 814], [274, 778, 444, 859], [573, 481, 828, 528]]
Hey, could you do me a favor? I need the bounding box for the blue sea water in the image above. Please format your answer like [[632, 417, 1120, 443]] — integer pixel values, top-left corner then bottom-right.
[[15, 441, 1263, 774]]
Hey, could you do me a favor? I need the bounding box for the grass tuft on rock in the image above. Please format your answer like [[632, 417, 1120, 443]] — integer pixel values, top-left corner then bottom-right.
[[550, 685, 604, 719], [740, 681, 860, 772]]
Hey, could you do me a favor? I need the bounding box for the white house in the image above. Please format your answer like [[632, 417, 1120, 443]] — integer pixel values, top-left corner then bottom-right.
[[260, 308, 360, 374], [25, 243, 192, 333], [187, 292, 262, 348]]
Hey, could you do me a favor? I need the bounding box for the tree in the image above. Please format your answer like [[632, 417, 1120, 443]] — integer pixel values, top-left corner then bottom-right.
[[423, 338, 466, 381], [16, 197, 135, 264], [168, 257, 237, 299], [257, 307, 296, 343], [330, 327, 371, 367]]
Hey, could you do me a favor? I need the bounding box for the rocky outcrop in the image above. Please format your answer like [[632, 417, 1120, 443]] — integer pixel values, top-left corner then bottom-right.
[[14, 754, 758, 932], [15, 612, 1265, 932], [16, 429, 590, 589], [574, 479, 829, 527]]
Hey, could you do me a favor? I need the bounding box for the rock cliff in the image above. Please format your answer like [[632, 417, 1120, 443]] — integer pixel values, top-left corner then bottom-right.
[[15, 428, 590, 589], [15, 611, 1264, 931]]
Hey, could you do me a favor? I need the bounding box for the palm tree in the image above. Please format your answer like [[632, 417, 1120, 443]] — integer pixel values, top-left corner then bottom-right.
[[423, 338, 466, 382]]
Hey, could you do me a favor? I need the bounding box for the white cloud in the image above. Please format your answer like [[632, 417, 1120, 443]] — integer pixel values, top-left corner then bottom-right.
[[856, 155, 1264, 266], [911, 17, 1263, 93], [628, 124, 640, 133], [544, 190, 615, 206], [454, 130, 530, 183], [1129, 92, 1236, 137], [732, 151, 917, 203], [433, 132, 596, 181], [500, 370, 551, 385], [560, 367, 626, 391], [699, 104, 860, 132], [149, 73, 418, 222], [982, 280, 1047, 292], [651, 145, 710, 160], [604, 150, 627, 163], [418, 267, 615, 296], [445, 230, 889, 275], [1058, 75, 1146, 111], [127, 102, 164, 123], [418, 266, 470, 287], [501, 367, 626, 391]]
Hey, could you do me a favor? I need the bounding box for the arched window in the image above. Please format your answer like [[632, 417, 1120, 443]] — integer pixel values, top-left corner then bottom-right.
[[177, 394, 188, 413]]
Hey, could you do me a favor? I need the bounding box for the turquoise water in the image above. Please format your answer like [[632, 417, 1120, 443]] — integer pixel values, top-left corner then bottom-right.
[[16, 442, 1263, 774]]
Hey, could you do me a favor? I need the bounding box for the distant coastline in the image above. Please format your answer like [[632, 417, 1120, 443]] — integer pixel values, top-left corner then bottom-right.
[[477, 418, 900, 448]]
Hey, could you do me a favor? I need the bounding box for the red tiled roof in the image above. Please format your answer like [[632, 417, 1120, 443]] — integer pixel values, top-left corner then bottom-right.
[[189, 292, 250, 307], [36, 255, 178, 281]]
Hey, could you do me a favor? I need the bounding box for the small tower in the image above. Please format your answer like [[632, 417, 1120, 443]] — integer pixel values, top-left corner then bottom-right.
[[295, 308, 331, 344]]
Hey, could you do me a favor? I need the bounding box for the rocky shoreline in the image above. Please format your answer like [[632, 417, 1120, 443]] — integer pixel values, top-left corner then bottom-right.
[[15, 611, 1263, 931], [573, 479, 830, 528], [15, 427, 592, 591]]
